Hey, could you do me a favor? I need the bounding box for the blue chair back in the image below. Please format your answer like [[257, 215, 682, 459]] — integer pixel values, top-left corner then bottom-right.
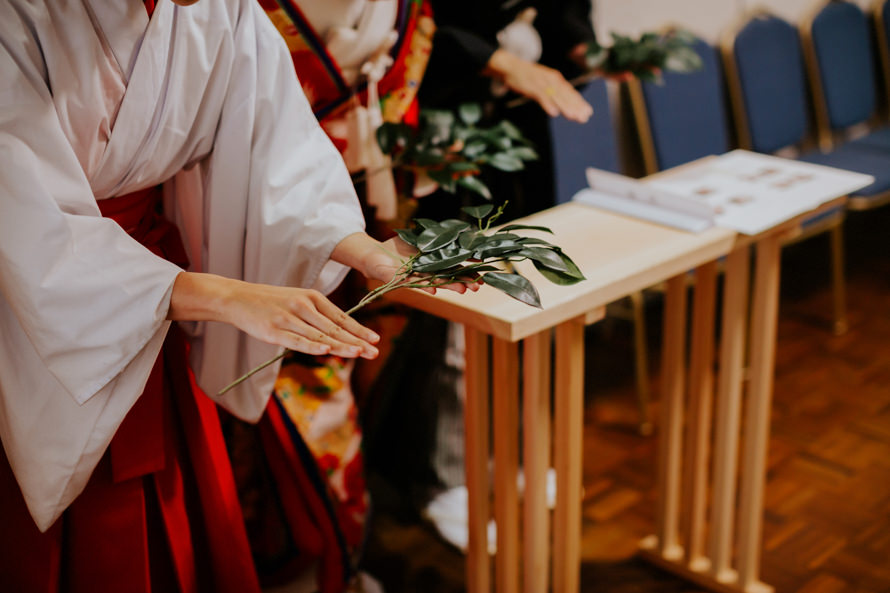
[[640, 38, 730, 170], [550, 78, 620, 204], [809, 1, 877, 129], [732, 15, 810, 153]]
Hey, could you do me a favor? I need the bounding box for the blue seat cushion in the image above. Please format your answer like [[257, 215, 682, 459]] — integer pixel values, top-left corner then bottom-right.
[[798, 143, 890, 197], [847, 127, 890, 152]]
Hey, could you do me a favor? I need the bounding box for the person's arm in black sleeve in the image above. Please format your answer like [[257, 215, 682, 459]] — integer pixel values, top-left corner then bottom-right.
[[561, 0, 597, 49], [420, 0, 502, 106], [536, 0, 596, 74]]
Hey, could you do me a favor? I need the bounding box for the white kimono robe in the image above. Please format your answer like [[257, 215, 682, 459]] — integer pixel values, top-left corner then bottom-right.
[[0, 0, 365, 532]]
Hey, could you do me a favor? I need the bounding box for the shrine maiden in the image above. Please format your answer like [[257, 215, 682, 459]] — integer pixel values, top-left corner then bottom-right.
[[0, 0, 463, 590]]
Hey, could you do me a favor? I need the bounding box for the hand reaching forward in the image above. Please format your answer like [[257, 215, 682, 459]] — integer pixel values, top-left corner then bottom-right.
[[486, 49, 593, 123], [167, 233, 479, 361], [168, 272, 381, 359], [341, 234, 482, 296]]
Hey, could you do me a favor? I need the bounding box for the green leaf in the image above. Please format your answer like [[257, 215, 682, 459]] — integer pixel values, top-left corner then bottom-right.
[[458, 102, 482, 125], [533, 263, 585, 286], [585, 45, 608, 70], [482, 272, 542, 308], [518, 247, 573, 274], [376, 123, 401, 154], [422, 109, 456, 143], [671, 29, 697, 45], [413, 150, 447, 166], [498, 120, 523, 140], [530, 250, 586, 282], [462, 204, 494, 220], [411, 246, 473, 273], [665, 47, 703, 73], [499, 224, 554, 234], [457, 175, 492, 199], [507, 146, 539, 161], [416, 223, 462, 252], [459, 263, 500, 273], [414, 218, 439, 230], [487, 152, 525, 172], [394, 228, 419, 247], [427, 168, 458, 193], [440, 219, 472, 232], [462, 140, 489, 159], [458, 230, 476, 249], [446, 161, 479, 172], [490, 136, 513, 151], [473, 238, 524, 259], [517, 237, 557, 247], [485, 232, 522, 241]]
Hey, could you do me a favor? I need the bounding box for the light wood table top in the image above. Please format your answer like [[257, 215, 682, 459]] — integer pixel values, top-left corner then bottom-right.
[[388, 202, 737, 341]]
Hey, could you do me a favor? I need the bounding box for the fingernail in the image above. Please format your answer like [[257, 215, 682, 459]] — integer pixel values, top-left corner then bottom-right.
[[369, 332, 381, 343]]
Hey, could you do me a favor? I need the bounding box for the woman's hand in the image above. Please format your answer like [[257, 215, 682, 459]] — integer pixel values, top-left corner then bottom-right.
[[333, 232, 481, 296], [486, 49, 593, 123], [369, 237, 481, 295], [168, 272, 380, 359]]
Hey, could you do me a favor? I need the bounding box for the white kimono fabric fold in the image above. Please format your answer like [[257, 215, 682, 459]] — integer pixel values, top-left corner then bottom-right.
[[0, 0, 364, 531]]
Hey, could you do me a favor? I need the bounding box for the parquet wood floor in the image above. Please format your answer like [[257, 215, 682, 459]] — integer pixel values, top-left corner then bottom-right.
[[363, 208, 890, 593]]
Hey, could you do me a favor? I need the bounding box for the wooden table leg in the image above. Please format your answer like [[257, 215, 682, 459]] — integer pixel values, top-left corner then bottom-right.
[[523, 331, 552, 593], [493, 338, 520, 593], [683, 261, 718, 570], [553, 317, 585, 593], [737, 235, 782, 593], [464, 327, 491, 593], [654, 274, 688, 560], [708, 246, 750, 583]]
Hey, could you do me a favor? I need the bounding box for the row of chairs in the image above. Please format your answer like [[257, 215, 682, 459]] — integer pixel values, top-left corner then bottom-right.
[[549, 0, 890, 431], [552, 0, 890, 336]]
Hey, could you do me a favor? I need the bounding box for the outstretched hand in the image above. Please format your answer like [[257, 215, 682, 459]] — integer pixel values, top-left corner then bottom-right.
[[486, 49, 593, 123], [362, 236, 482, 296], [168, 272, 381, 360]]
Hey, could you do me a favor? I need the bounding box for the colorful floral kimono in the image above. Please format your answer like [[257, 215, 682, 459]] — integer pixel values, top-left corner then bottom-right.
[[228, 3, 433, 592]]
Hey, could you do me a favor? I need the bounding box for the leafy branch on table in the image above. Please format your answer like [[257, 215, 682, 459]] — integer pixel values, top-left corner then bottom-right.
[[218, 202, 585, 395]]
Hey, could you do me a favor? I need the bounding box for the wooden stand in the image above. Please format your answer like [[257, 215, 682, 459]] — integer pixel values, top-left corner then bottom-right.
[[640, 221, 824, 593], [390, 202, 736, 593]]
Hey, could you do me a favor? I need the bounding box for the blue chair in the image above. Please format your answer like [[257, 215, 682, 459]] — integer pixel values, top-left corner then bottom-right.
[[550, 78, 621, 204], [549, 78, 652, 434], [801, 0, 890, 210], [629, 37, 731, 175], [723, 12, 890, 334]]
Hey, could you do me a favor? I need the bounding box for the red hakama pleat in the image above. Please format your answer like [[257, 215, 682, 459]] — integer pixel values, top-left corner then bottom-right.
[[0, 187, 261, 593]]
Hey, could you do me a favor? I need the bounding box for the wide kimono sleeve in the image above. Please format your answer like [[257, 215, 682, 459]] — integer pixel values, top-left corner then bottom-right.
[[183, 0, 366, 420], [0, 6, 183, 530]]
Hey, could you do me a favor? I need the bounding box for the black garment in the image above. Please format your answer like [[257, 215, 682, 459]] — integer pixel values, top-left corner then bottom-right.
[[418, 0, 597, 217], [421, 0, 596, 108], [362, 1, 598, 515]]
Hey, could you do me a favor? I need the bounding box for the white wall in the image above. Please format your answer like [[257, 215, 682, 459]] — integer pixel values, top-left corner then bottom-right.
[[593, 0, 875, 44]]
